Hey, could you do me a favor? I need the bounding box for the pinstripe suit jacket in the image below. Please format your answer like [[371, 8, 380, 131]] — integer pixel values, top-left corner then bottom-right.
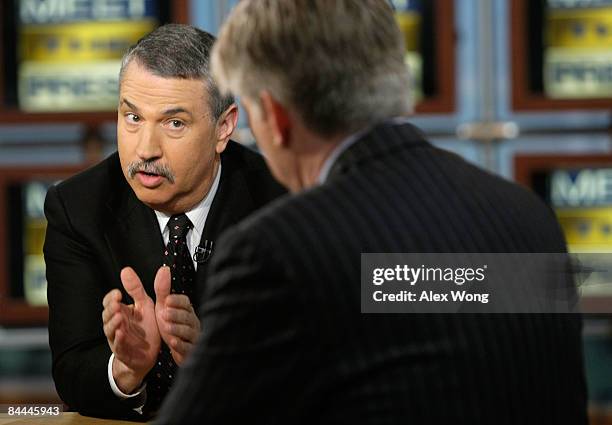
[[157, 122, 587, 425]]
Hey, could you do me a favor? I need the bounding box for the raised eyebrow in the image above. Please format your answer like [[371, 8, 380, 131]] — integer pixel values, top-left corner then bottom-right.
[[120, 98, 139, 112], [161, 107, 193, 118]]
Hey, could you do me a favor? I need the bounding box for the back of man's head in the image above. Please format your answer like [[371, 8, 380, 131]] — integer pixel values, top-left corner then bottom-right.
[[120, 23, 234, 121], [212, 0, 413, 136]]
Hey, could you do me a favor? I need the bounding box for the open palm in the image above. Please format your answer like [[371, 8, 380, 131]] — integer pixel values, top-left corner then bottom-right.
[[104, 267, 161, 379], [154, 266, 200, 365]]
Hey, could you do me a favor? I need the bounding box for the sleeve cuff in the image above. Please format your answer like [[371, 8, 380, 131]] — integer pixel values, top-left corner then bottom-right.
[[107, 353, 146, 413]]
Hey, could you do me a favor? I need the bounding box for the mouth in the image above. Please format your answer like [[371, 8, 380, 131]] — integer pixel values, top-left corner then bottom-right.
[[136, 171, 164, 188]]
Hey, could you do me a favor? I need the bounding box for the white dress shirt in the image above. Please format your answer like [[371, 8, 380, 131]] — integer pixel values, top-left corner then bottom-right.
[[153, 161, 221, 270], [107, 163, 221, 408]]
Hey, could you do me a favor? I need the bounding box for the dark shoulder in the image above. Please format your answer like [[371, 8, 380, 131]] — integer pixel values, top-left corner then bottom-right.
[[433, 147, 558, 217], [221, 140, 287, 204], [50, 152, 124, 211], [222, 140, 269, 171], [217, 183, 325, 250], [223, 144, 566, 253]]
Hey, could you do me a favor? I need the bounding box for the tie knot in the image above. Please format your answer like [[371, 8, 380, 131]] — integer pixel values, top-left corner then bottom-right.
[[168, 214, 192, 240]]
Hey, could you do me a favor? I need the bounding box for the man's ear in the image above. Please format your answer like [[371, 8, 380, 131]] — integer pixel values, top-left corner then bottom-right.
[[260, 91, 291, 149], [215, 104, 239, 154]]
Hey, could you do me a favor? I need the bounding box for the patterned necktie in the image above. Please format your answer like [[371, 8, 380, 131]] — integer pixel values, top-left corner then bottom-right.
[[164, 214, 195, 298], [146, 213, 195, 412]]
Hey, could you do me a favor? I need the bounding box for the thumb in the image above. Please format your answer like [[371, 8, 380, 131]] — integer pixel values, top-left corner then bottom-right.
[[120, 267, 148, 304], [154, 266, 171, 306]]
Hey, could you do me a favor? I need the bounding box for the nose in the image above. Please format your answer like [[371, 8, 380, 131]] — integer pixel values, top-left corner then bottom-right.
[[135, 124, 163, 161]]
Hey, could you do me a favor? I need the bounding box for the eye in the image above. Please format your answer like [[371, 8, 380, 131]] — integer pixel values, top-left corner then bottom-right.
[[125, 113, 140, 123], [169, 119, 184, 129]]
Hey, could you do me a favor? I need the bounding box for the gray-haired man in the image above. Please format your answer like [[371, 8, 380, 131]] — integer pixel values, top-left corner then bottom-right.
[[44, 24, 285, 420]]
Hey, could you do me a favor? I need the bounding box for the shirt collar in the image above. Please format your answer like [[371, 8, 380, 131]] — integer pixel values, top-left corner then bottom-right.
[[154, 162, 222, 235], [317, 129, 364, 185]]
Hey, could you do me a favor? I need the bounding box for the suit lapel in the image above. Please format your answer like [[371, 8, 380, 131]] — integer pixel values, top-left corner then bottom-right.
[[104, 177, 165, 301]]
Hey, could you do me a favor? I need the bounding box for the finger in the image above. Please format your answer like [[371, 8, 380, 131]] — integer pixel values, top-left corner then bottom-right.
[[102, 289, 122, 309], [102, 299, 122, 324], [171, 349, 187, 366], [163, 306, 195, 324], [163, 322, 198, 344], [165, 294, 193, 311], [153, 266, 171, 306], [113, 329, 132, 365], [103, 313, 123, 344], [162, 307, 191, 324], [169, 337, 191, 357], [120, 267, 148, 304]]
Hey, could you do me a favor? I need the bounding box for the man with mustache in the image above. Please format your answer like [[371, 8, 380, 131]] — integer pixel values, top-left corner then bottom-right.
[[43, 24, 285, 420]]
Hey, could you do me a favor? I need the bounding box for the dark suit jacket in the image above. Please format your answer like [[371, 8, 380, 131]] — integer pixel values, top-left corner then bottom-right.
[[44, 141, 286, 420], [157, 122, 587, 425]]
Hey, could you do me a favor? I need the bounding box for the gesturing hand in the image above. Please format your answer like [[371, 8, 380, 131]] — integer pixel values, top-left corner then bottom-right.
[[154, 266, 201, 365], [102, 267, 161, 393]]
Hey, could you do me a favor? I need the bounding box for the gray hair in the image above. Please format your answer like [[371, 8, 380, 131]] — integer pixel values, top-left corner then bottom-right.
[[119, 24, 234, 121], [211, 0, 413, 136]]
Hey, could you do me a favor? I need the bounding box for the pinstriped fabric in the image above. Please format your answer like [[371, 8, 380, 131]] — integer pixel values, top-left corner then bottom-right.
[[157, 122, 587, 425]]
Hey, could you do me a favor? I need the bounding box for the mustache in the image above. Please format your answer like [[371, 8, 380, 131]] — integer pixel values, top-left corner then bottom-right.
[[127, 160, 175, 184]]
